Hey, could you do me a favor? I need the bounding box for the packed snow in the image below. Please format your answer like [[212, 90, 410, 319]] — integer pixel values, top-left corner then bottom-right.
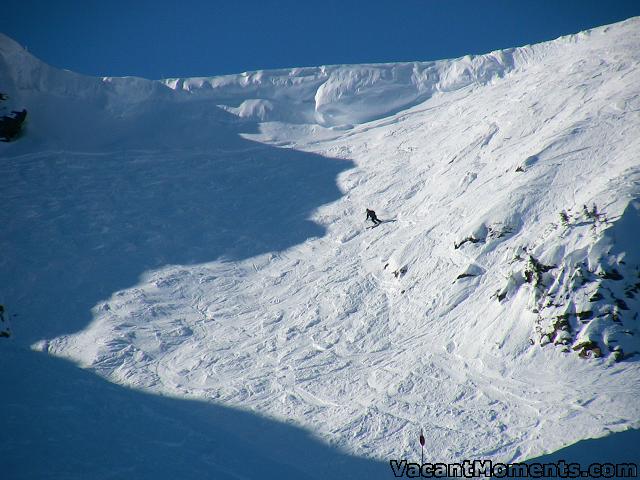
[[1, 17, 640, 479]]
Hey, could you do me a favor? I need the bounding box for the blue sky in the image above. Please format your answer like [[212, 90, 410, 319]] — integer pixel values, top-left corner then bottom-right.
[[2, 0, 640, 79]]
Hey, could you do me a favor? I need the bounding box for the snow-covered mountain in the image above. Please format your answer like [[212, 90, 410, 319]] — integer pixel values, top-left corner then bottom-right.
[[1, 17, 639, 479]]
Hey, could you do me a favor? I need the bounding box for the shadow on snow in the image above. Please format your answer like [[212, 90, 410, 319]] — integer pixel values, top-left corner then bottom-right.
[[0, 100, 376, 478], [1, 101, 353, 344], [1, 347, 389, 479], [515, 429, 640, 478]]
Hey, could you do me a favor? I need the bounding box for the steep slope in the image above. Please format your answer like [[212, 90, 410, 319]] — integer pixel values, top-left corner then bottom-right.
[[2, 17, 640, 476]]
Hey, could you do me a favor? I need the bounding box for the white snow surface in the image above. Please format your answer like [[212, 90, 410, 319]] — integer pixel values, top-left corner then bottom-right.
[[2, 17, 640, 478]]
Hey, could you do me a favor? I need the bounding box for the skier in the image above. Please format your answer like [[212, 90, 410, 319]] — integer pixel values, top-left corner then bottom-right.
[[366, 208, 381, 225]]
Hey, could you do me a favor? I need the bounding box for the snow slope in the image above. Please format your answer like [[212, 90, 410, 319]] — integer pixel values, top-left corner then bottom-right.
[[2, 17, 640, 478]]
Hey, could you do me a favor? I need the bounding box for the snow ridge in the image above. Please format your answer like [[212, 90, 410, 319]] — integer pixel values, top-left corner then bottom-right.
[[159, 17, 640, 127], [162, 53, 519, 127]]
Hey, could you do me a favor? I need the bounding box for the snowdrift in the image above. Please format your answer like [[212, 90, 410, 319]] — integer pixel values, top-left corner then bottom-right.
[[164, 48, 533, 126]]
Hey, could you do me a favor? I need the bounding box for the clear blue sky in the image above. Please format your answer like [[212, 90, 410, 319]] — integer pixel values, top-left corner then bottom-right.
[[3, 0, 639, 79]]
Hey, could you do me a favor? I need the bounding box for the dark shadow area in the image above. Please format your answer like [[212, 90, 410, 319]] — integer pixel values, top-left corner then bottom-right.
[[515, 428, 640, 479], [0, 75, 369, 479], [0, 98, 353, 344], [0, 346, 389, 479]]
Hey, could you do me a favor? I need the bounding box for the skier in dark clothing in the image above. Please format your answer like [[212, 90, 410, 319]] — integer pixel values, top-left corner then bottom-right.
[[366, 208, 381, 225]]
